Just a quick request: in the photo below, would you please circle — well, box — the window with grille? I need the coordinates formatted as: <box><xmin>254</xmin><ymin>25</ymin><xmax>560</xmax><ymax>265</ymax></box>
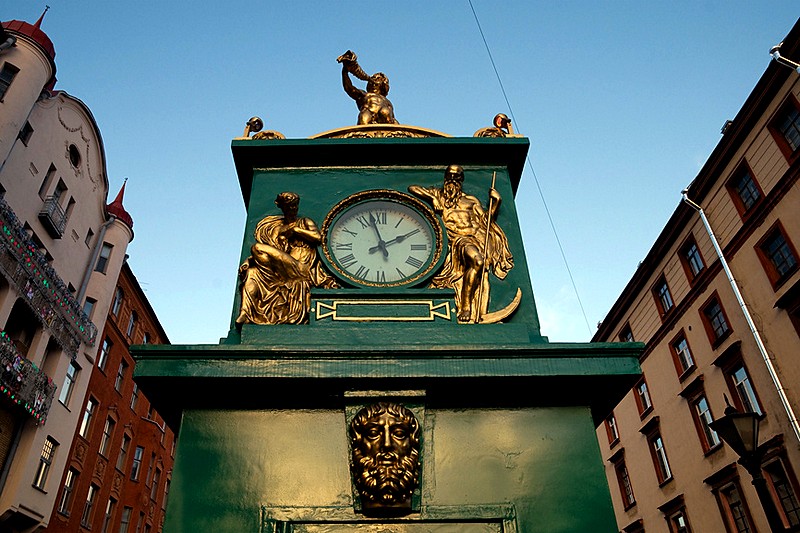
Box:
<box><xmin>680</xmin><ymin>237</ymin><xmax>705</xmax><ymax>281</ymax></box>
<box><xmin>757</xmin><ymin>222</ymin><xmax>798</xmax><ymax>288</ymax></box>
<box><xmin>701</xmin><ymin>295</ymin><xmax>731</xmax><ymax>346</ymax></box>
<box><xmin>726</xmin><ymin>165</ymin><xmax>762</xmax><ymax>216</ymax></box>
<box><xmin>33</xmin><ymin>437</ymin><xmax>57</xmax><ymax>490</ymax></box>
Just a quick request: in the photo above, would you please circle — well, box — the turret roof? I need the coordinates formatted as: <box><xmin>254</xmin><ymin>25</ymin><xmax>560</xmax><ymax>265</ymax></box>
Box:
<box><xmin>106</xmin><ymin>180</ymin><xmax>134</xmax><ymax>231</ymax></box>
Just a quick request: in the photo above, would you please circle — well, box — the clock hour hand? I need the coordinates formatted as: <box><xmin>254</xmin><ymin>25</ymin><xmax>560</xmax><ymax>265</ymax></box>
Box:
<box><xmin>368</xmin><ymin>213</ymin><xmax>389</xmax><ymax>258</ymax></box>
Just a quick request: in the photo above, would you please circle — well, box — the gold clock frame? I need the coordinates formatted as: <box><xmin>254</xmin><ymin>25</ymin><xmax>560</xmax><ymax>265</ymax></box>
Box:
<box><xmin>321</xmin><ymin>189</ymin><xmax>445</xmax><ymax>288</ymax></box>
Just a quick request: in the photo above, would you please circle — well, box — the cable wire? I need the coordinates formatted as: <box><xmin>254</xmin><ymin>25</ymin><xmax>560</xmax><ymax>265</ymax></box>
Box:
<box><xmin>468</xmin><ymin>0</ymin><xmax>593</xmax><ymax>337</ymax></box>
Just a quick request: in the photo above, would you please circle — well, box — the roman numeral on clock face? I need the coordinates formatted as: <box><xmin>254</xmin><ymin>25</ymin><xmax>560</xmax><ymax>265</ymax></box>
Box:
<box><xmin>354</xmin><ymin>265</ymin><xmax>370</xmax><ymax>279</ymax></box>
<box><xmin>335</xmin><ymin>242</ymin><xmax>352</xmax><ymax>250</ymax></box>
<box><xmin>405</xmin><ymin>256</ymin><xmax>423</xmax><ymax>268</ymax></box>
<box><xmin>410</xmin><ymin>244</ymin><xmax>427</xmax><ymax>251</ymax></box>
<box><xmin>339</xmin><ymin>253</ymin><xmax>357</xmax><ymax>269</ymax></box>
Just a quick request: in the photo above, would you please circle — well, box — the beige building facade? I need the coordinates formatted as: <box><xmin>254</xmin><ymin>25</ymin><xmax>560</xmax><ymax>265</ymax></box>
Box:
<box><xmin>594</xmin><ymin>18</ymin><xmax>800</xmax><ymax>533</ymax></box>
<box><xmin>0</xmin><ymin>13</ymin><xmax>133</xmax><ymax>532</ymax></box>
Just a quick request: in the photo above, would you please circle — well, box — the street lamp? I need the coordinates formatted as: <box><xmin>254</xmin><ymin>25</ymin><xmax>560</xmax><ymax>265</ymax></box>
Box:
<box><xmin>710</xmin><ymin>402</ymin><xmax>785</xmax><ymax>532</ymax></box>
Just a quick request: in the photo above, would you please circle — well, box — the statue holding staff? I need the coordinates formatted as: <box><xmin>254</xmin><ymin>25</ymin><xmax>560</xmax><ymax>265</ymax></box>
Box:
<box><xmin>409</xmin><ymin>165</ymin><xmax>516</xmax><ymax>323</ymax></box>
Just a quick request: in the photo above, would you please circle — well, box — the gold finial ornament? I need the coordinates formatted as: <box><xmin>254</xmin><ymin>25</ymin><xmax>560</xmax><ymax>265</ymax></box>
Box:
<box><xmin>409</xmin><ymin>166</ymin><xmax>519</xmax><ymax>323</ymax></box>
<box><xmin>337</xmin><ymin>50</ymin><xmax>399</xmax><ymax>126</ymax></box>
<box><xmin>242</xmin><ymin>117</ymin><xmax>263</xmax><ymax>137</ymax></box>
<box><xmin>236</xmin><ymin>192</ymin><xmax>335</xmax><ymax>326</ymax></box>
<box><xmin>239</xmin><ymin>116</ymin><xmax>285</xmax><ymax>140</ymax></box>
<box><xmin>474</xmin><ymin>113</ymin><xmax>516</xmax><ymax>138</ymax></box>
<box><xmin>350</xmin><ymin>402</ymin><xmax>420</xmax><ymax>514</ymax></box>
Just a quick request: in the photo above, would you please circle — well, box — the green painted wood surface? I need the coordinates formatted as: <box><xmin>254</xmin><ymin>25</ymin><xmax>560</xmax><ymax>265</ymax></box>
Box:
<box><xmin>165</xmin><ymin>407</ymin><xmax>618</xmax><ymax>533</ymax></box>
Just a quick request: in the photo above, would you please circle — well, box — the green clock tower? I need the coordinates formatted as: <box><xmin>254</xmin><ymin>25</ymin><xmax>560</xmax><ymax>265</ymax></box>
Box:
<box><xmin>134</xmin><ymin>54</ymin><xmax>641</xmax><ymax>533</ymax></box>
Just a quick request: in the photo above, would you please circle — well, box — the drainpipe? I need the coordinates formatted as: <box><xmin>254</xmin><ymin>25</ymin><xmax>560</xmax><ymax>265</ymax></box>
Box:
<box><xmin>681</xmin><ymin>190</ymin><xmax>800</xmax><ymax>445</ymax></box>
<box><xmin>770</xmin><ymin>43</ymin><xmax>800</xmax><ymax>73</ymax></box>
<box><xmin>77</xmin><ymin>215</ymin><xmax>116</xmax><ymax>303</ymax></box>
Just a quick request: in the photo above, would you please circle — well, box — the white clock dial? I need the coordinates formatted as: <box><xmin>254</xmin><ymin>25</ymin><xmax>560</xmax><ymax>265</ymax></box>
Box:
<box><xmin>323</xmin><ymin>192</ymin><xmax>442</xmax><ymax>287</ymax></box>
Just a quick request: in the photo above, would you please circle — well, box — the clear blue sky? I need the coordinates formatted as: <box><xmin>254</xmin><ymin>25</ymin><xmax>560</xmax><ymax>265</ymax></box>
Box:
<box><xmin>6</xmin><ymin>2</ymin><xmax>798</xmax><ymax>344</ymax></box>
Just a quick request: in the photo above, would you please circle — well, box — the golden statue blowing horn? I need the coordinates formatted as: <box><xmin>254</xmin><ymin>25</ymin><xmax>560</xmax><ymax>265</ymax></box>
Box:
<box><xmin>337</xmin><ymin>50</ymin><xmax>371</xmax><ymax>81</ymax></box>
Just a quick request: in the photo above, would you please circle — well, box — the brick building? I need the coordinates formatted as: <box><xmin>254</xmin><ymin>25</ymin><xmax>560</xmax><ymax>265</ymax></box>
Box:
<box><xmin>44</xmin><ymin>261</ymin><xmax>173</xmax><ymax>533</ymax></box>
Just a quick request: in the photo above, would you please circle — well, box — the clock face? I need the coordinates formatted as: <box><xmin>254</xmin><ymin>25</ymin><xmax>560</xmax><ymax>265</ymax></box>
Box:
<box><xmin>322</xmin><ymin>190</ymin><xmax>443</xmax><ymax>287</ymax></box>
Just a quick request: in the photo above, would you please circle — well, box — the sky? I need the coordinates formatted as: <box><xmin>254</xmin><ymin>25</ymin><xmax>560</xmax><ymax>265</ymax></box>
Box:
<box><xmin>6</xmin><ymin>2</ymin><xmax>799</xmax><ymax>344</ymax></box>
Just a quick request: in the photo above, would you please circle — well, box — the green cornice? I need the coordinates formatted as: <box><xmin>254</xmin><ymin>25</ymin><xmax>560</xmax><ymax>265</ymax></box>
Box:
<box><xmin>231</xmin><ymin>136</ymin><xmax>530</xmax><ymax>208</ymax></box>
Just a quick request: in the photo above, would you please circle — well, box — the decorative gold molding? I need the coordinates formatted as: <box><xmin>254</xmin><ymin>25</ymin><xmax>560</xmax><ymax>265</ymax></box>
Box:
<box><xmin>310</xmin><ymin>124</ymin><xmax>451</xmax><ymax>139</ymax></box>
<box><xmin>313</xmin><ymin>299</ymin><xmax>452</xmax><ymax>322</ymax></box>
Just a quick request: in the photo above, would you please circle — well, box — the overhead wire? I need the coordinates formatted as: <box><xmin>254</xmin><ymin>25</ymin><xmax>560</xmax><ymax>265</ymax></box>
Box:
<box><xmin>467</xmin><ymin>0</ymin><xmax>593</xmax><ymax>337</ymax></box>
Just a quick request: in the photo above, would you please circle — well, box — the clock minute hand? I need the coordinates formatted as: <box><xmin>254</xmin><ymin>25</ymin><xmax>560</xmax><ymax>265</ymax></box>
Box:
<box><xmin>370</xmin><ymin>228</ymin><xmax>421</xmax><ymax>253</ymax></box>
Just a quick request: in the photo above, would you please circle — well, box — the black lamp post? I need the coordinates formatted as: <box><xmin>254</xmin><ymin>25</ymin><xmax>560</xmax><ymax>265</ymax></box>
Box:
<box><xmin>710</xmin><ymin>403</ymin><xmax>785</xmax><ymax>532</ymax></box>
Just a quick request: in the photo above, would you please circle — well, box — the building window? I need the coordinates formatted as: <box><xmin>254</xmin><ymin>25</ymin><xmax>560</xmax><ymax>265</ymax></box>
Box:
<box><xmin>83</xmin><ymin>297</ymin><xmax>96</xmax><ymax>319</ymax></box>
<box><xmin>757</xmin><ymin>222</ymin><xmax>798</xmax><ymax>288</ymax></box>
<box><xmin>647</xmin><ymin>430</ymin><xmax>673</xmax><ymax>484</ymax></box>
<box><xmin>659</xmin><ymin>495</ymin><xmax>691</xmax><ymax>533</ymax></box>
<box><xmin>634</xmin><ymin>377</ymin><xmax>653</xmax><ymax>417</ymax></box>
<box><xmin>102</xmin><ymin>497</ymin><xmax>117</xmax><ymax>533</ymax></box>
<box><xmin>98</xmin><ymin>337</ymin><xmax>112</xmax><ymax>371</ymax></box>
<box><xmin>131</xmin><ymin>446</ymin><xmax>144</xmax><ymax>481</ymax></box>
<box><xmin>79</xmin><ymin>397</ymin><xmax>97</xmax><ymax>438</ymax></box>
<box><xmin>163</xmin><ymin>478</ymin><xmax>171</xmax><ymax>510</ymax></box>
<box><xmin>142</xmin><ymin>332</ymin><xmax>151</xmax><ymax>345</ymax></box>
<box><xmin>611</xmin><ymin>451</ymin><xmax>636</xmax><ymax>509</ymax></box>
<box><xmin>130</xmin><ymin>383</ymin><xmax>139</xmax><ymax>411</ymax></box>
<box><xmin>653</xmin><ymin>275</ymin><xmax>675</xmax><ymax>317</ymax></box>
<box><xmin>726</xmin><ymin>163</ymin><xmax>762</xmax><ymax>216</ymax></box>
<box><xmin>68</xmin><ymin>144</ymin><xmax>82</xmax><ymax>168</ymax></box>
<box><xmin>100</xmin><ymin>417</ymin><xmax>116</xmax><ymax>456</ymax></box>
<box><xmin>670</xmin><ymin>332</ymin><xmax>695</xmax><ymax>378</ymax></box>
<box><xmin>81</xmin><ymin>484</ymin><xmax>99</xmax><ymax>528</ymax></box>
<box><xmin>115</xmin><ymin>360</ymin><xmax>128</xmax><ymax>392</ymax></box>
<box><xmin>18</xmin><ymin>121</ymin><xmax>34</xmax><ymax>146</ymax></box>
<box><xmin>95</xmin><ymin>242</ymin><xmax>113</xmax><ymax>273</ymax></box>
<box><xmin>117</xmin><ymin>434</ymin><xmax>131</xmax><ymax>472</ymax></box>
<box><xmin>151</xmin><ymin>468</ymin><xmax>161</xmax><ymax>500</ymax></box>
<box><xmin>701</xmin><ymin>294</ymin><xmax>731</xmax><ymax>347</ymax></box>
<box><xmin>38</xmin><ymin>164</ymin><xmax>56</xmax><ymax>199</ymax></box>
<box><xmin>120</xmin><ymin>506</ymin><xmax>133</xmax><ymax>533</ymax></box>
<box><xmin>33</xmin><ymin>437</ymin><xmax>58</xmax><ymax>490</ymax></box>
<box><xmin>619</xmin><ymin>323</ymin><xmax>634</xmax><ymax>342</ymax></box>
<box><xmin>770</xmin><ymin>96</ymin><xmax>800</xmax><ymax>159</ymax></box>
<box><xmin>605</xmin><ymin>413</ymin><xmax>619</xmax><ymax>445</ymax></box>
<box><xmin>146</xmin><ymin>452</ymin><xmax>155</xmax><ymax>486</ymax></box>
<box><xmin>85</xmin><ymin>227</ymin><xmax>95</xmax><ymax>247</ymax></box>
<box><xmin>727</xmin><ymin>363</ymin><xmax>763</xmax><ymax>415</ymax></box>
<box><xmin>764</xmin><ymin>458</ymin><xmax>800</xmax><ymax>528</ymax></box>
<box><xmin>680</xmin><ymin>236</ymin><xmax>705</xmax><ymax>281</ymax></box>
<box><xmin>127</xmin><ymin>311</ymin><xmax>137</xmax><ymax>337</ymax></box>
<box><xmin>59</xmin><ymin>361</ymin><xmax>80</xmax><ymax>406</ymax></box>
<box><xmin>0</xmin><ymin>62</ymin><xmax>20</xmax><ymax>100</ymax></box>
<box><xmin>112</xmin><ymin>287</ymin><xmax>124</xmax><ymax>316</ymax></box>
<box><xmin>57</xmin><ymin>467</ymin><xmax>79</xmax><ymax>516</ymax></box>
<box><xmin>690</xmin><ymin>393</ymin><xmax>720</xmax><ymax>452</ymax></box>
<box><xmin>720</xmin><ymin>483</ymin><xmax>755</xmax><ymax>533</ymax></box>
<box><xmin>668</xmin><ymin>510</ymin><xmax>691</xmax><ymax>533</ymax></box>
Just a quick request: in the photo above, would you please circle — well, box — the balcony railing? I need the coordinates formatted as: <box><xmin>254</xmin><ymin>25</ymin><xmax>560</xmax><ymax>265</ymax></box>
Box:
<box><xmin>0</xmin><ymin>330</ymin><xmax>56</xmax><ymax>425</ymax></box>
<box><xmin>38</xmin><ymin>196</ymin><xmax>67</xmax><ymax>238</ymax></box>
<box><xmin>0</xmin><ymin>197</ymin><xmax>97</xmax><ymax>358</ymax></box>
